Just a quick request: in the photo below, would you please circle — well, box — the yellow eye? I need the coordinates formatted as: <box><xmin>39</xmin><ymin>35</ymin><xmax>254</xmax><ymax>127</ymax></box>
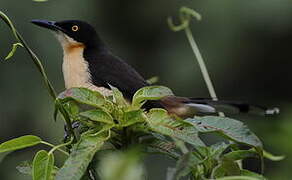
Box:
<box><xmin>72</xmin><ymin>25</ymin><xmax>79</xmax><ymax>32</ymax></box>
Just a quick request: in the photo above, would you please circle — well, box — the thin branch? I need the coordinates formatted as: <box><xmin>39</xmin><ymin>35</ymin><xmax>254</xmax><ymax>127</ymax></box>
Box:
<box><xmin>168</xmin><ymin>7</ymin><xmax>225</xmax><ymax>117</ymax></box>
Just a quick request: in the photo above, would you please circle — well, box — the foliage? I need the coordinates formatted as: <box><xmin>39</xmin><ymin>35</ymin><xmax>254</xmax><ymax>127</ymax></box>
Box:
<box><xmin>0</xmin><ymin>86</ymin><xmax>282</xmax><ymax>180</ymax></box>
<box><xmin>0</xmin><ymin>9</ymin><xmax>283</xmax><ymax>180</ymax></box>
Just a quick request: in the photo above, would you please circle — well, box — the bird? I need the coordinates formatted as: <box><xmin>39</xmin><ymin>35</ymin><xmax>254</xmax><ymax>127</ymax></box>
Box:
<box><xmin>31</xmin><ymin>19</ymin><xmax>279</xmax><ymax>117</ymax></box>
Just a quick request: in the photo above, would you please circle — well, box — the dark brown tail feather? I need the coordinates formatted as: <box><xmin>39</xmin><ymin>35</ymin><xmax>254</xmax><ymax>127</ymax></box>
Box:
<box><xmin>158</xmin><ymin>96</ymin><xmax>280</xmax><ymax>117</ymax></box>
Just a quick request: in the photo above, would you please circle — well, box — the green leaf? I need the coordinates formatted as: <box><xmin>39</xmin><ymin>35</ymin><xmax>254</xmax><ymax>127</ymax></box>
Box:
<box><xmin>53</xmin><ymin>100</ymin><xmax>61</xmax><ymax>121</ymax></box>
<box><xmin>185</xmin><ymin>116</ymin><xmax>263</xmax><ymax>148</ymax></box>
<box><xmin>132</xmin><ymin>86</ymin><xmax>174</xmax><ymax>108</ymax></box>
<box><xmin>195</xmin><ymin>142</ymin><xmax>230</xmax><ymax>161</ymax></box>
<box><xmin>223</xmin><ymin>149</ymin><xmax>258</xmax><ymax>161</ymax></box>
<box><xmin>146</xmin><ymin>139</ymin><xmax>180</xmax><ymax>159</ymax></box>
<box><xmin>0</xmin><ymin>152</ymin><xmax>9</xmax><ymax>164</ymax></box>
<box><xmin>192</xmin><ymin>143</ymin><xmax>230</xmax><ymax>176</ymax></box>
<box><xmin>263</xmin><ymin>149</ymin><xmax>285</xmax><ymax>161</ymax></box>
<box><xmin>141</xmin><ymin>132</ymin><xmax>180</xmax><ymax>159</ymax></box>
<box><xmin>57</xmin><ymin>88</ymin><xmax>112</xmax><ymax>111</ymax></box>
<box><xmin>99</xmin><ymin>149</ymin><xmax>145</xmax><ymax>180</ymax></box>
<box><xmin>146</xmin><ymin>76</ymin><xmax>159</xmax><ymax>84</ymax></box>
<box><xmin>17</xmin><ymin>161</ymin><xmax>59</xmax><ymax>178</ymax></box>
<box><xmin>147</xmin><ymin>108</ymin><xmax>205</xmax><ymax>147</ymax></box>
<box><xmin>32</xmin><ymin>150</ymin><xmax>54</xmax><ymax>180</ymax></box>
<box><xmin>65</xmin><ymin>101</ymin><xmax>80</xmax><ymax>119</ymax></box>
<box><xmin>216</xmin><ymin>176</ymin><xmax>262</xmax><ymax>180</ymax></box>
<box><xmin>55</xmin><ymin>134</ymin><xmax>108</xmax><ymax>180</ymax></box>
<box><xmin>109</xmin><ymin>85</ymin><xmax>129</xmax><ymax>107</ymax></box>
<box><xmin>80</xmin><ymin>109</ymin><xmax>114</xmax><ymax>124</ymax></box>
<box><xmin>0</xmin><ymin>135</ymin><xmax>41</xmax><ymax>153</ymax></box>
<box><xmin>121</xmin><ymin>109</ymin><xmax>146</xmax><ymax>127</ymax></box>
<box><xmin>4</xmin><ymin>42</ymin><xmax>23</xmax><ymax>60</ymax></box>
<box><xmin>209</xmin><ymin>142</ymin><xmax>230</xmax><ymax>160</ymax></box>
<box><xmin>212</xmin><ymin>159</ymin><xmax>241</xmax><ymax>178</ymax></box>
<box><xmin>240</xmin><ymin>170</ymin><xmax>266</xmax><ymax>180</ymax></box>
<box><xmin>171</xmin><ymin>152</ymin><xmax>201</xmax><ymax>180</ymax></box>
<box><xmin>33</xmin><ymin>0</ymin><xmax>48</xmax><ymax>2</ymax></box>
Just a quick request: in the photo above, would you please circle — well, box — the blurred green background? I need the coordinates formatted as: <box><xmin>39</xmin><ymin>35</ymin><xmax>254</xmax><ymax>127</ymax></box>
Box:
<box><xmin>0</xmin><ymin>0</ymin><xmax>291</xmax><ymax>179</ymax></box>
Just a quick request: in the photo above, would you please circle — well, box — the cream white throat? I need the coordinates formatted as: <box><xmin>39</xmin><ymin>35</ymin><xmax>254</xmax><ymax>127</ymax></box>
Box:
<box><xmin>55</xmin><ymin>32</ymin><xmax>112</xmax><ymax>96</ymax></box>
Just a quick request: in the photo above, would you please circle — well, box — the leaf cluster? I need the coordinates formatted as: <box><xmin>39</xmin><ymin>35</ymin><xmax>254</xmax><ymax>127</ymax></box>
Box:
<box><xmin>0</xmin><ymin>86</ymin><xmax>284</xmax><ymax>180</ymax></box>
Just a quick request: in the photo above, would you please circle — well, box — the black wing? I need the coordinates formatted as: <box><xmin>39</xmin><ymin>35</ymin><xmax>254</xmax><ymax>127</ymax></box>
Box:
<box><xmin>86</xmin><ymin>51</ymin><xmax>148</xmax><ymax>100</ymax></box>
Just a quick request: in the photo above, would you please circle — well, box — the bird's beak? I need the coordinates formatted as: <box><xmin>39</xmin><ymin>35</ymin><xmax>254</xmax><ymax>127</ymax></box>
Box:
<box><xmin>31</xmin><ymin>19</ymin><xmax>65</xmax><ymax>33</ymax></box>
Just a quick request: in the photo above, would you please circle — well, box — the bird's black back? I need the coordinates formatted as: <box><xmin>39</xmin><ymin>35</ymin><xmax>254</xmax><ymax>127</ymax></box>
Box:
<box><xmin>84</xmin><ymin>46</ymin><xmax>149</xmax><ymax>100</ymax></box>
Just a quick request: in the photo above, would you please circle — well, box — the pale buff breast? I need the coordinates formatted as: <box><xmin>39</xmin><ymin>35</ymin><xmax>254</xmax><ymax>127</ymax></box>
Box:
<box><xmin>56</xmin><ymin>33</ymin><xmax>112</xmax><ymax>96</ymax></box>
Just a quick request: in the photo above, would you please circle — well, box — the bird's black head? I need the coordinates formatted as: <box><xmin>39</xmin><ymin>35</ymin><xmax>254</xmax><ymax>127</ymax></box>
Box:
<box><xmin>31</xmin><ymin>19</ymin><xmax>100</xmax><ymax>47</ymax></box>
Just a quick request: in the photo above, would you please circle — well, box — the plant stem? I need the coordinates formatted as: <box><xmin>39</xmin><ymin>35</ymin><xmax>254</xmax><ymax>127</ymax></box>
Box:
<box><xmin>0</xmin><ymin>11</ymin><xmax>77</xmax><ymax>140</ymax></box>
<box><xmin>41</xmin><ymin>141</ymin><xmax>69</xmax><ymax>156</ymax></box>
<box><xmin>48</xmin><ymin>138</ymin><xmax>73</xmax><ymax>155</ymax></box>
<box><xmin>184</xmin><ymin>26</ymin><xmax>225</xmax><ymax>117</ymax></box>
